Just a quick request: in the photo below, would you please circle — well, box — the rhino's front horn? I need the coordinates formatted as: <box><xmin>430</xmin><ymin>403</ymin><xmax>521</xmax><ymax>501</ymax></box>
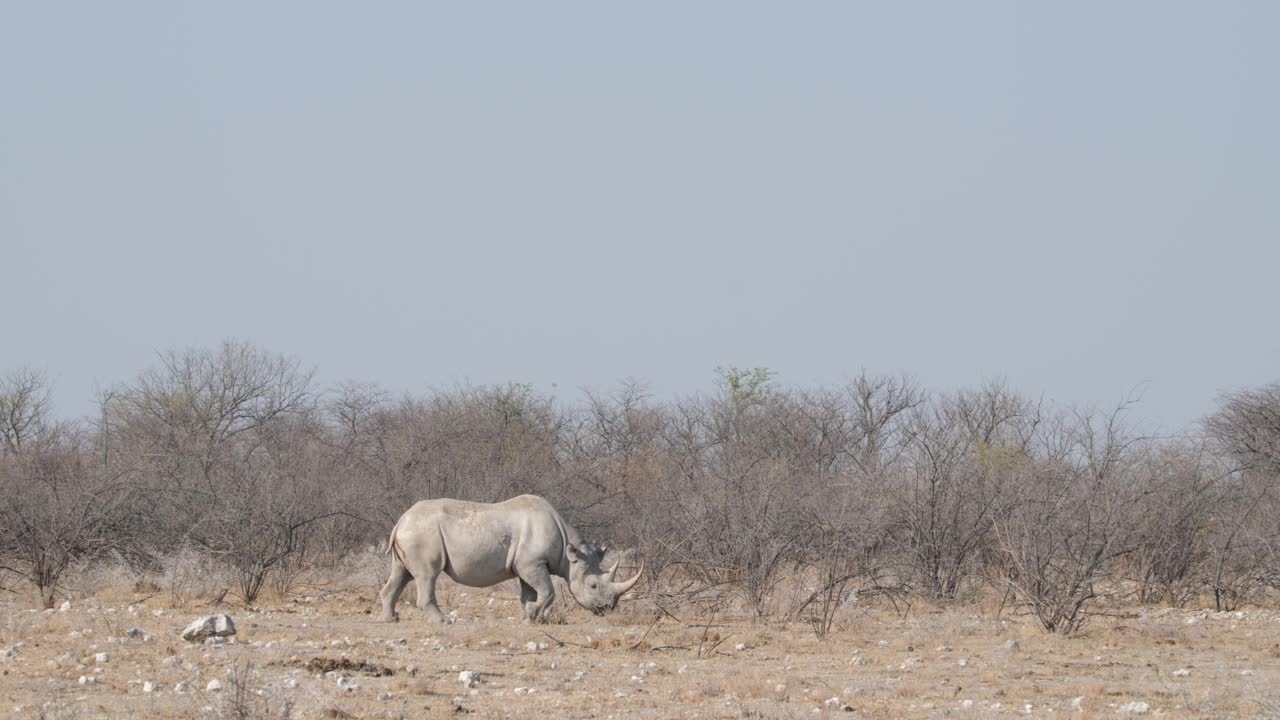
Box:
<box><xmin>611</xmin><ymin>559</ymin><xmax>644</xmax><ymax>597</ymax></box>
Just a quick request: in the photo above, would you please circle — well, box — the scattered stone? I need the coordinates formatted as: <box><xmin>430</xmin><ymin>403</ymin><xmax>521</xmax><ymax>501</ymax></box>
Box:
<box><xmin>1006</xmin><ymin>639</ymin><xmax>1021</xmax><ymax>651</ymax></box>
<box><xmin>379</xmin><ymin>691</ymin><xmax>394</xmax><ymax>700</ymax></box>
<box><xmin>206</xmin><ymin>637</ymin><xmax>227</xmax><ymax>647</ymax></box>
<box><xmin>181</xmin><ymin>614</ymin><xmax>236</xmax><ymax>642</ymax></box>
<box><xmin>336</xmin><ymin>675</ymin><xmax>358</xmax><ymax>691</ymax></box>
<box><xmin>514</xmin><ymin>687</ymin><xmax>529</xmax><ymax>695</ymax></box>
<box><xmin>206</xmin><ymin>679</ymin><xmax>222</xmax><ymax>692</ymax></box>
<box><xmin>143</xmin><ymin>682</ymin><xmax>156</xmax><ymax>693</ymax></box>
<box><xmin>174</xmin><ymin>682</ymin><xmax>189</xmax><ymax>694</ymax></box>
<box><xmin>877</xmin><ymin>640</ymin><xmax>889</xmax><ymax>647</ymax></box>
<box><xmin>78</xmin><ymin>675</ymin><xmax>94</xmax><ymax>685</ymax></box>
<box><xmin>1241</xmin><ymin>669</ymin><xmax>1256</xmax><ymax>676</ymax></box>
<box><xmin>1072</xmin><ymin>696</ymin><xmax>1085</xmax><ymax>711</ymax></box>
<box><xmin>849</xmin><ymin>656</ymin><xmax>866</xmax><ymax>666</ymax></box>
<box><xmin>735</xmin><ymin>642</ymin><xmax>749</xmax><ymax>651</ymax></box>
<box><xmin>961</xmin><ymin>699</ymin><xmax>974</xmax><ymax>709</ymax></box>
<box><xmin>126</xmin><ymin>628</ymin><xmax>148</xmax><ymax>641</ymax></box>
<box><xmin>1172</xmin><ymin>668</ymin><xmax>1191</xmax><ymax>677</ymax></box>
<box><xmin>526</xmin><ymin>641</ymin><xmax>539</xmax><ymax>653</ymax></box>
<box><xmin>958</xmin><ymin>658</ymin><xmax>969</xmax><ymax>667</ymax></box>
<box><xmin>94</xmin><ymin>652</ymin><xmax>110</xmax><ymax>664</ymax></box>
<box><xmin>60</xmin><ymin>600</ymin><xmax>72</xmax><ymax>612</ymax></box>
<box><xmin>1117</xmin><ymin>701</ymin><xmax>1150</xmax><ymax>714</ymax></box>
<box><xmin>161</xmin><ymin>656</ymin><xmax>182</xmax><ymax>668</ymax></box>
<box><xmin>458</xmin><ymin>671</ymin><xmax>480</xmax><ymax>688</ymax></box>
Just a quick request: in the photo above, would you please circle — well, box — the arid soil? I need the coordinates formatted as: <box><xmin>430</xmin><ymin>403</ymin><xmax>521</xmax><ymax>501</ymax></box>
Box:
<box><xmin>3</xmin><ymin>579</ymin><xmax>1280</xmax><ymax>719</ymax></box>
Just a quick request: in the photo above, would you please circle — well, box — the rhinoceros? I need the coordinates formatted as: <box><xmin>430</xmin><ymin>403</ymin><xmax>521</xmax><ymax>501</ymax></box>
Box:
<box><xmin>379</xmin><ymin>494</ymin><xmax>643</xmax><ymax>623</ymax></box>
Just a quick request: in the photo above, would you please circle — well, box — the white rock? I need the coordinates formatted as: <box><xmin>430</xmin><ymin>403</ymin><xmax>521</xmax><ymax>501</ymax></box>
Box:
<box><xmin>458</xmin><ymin>671</ymin><xmax>480</xmax><ymax>688</ymax></box>
<box><xmin>1071</xmin><ymin>696</ymin><xmax>1085</xmax><ymax>711</ymax></box>
<box><xmin>961</xmin><ymin>699</ymin><xmax>974</xmax><ymax>709</ymax></box>
<box><xmin>1006</xmin><ymin>639</ymin><xmax>1021</xmax><ymax>651</ymax></box>
<box><xmin>174</xmin><ymin>682</ymin><xmax>189</xmax><ymax>694</ymax></box>
<box><xmin>850</xmin><ymin>656</ymin><xmax>866</xmax><ymax>666</ymax></box>
<box><xmin>958</xmin><ymin>657</ymin><xmax>969</xmax><ymax>667</ymax></box>
<box><xmin>514</xmin><ymin>687</ymin><xmax>528</xmax><ymax>695</ymax></box>
<box><xmin>1117</xmin><ymin>701</ymin><xmax>1150</xmax><ymax>714</ymax></box>
<box><xmin>677</xmin><ymin>664</ymin><xmax>689</xmax><ymax>674</ymax></box>
<box><xmin>60</xmin><ymin>600</ymin><xmax>72</xmax><ymax>612</ymax></box>
<box><xmin>526</xmin><ymin>641</ymin><xmax>539</xmax><ymax>652</ymax></box>
<box><xmin>94</xmin><ymin>652</ymin><xmax>110</xmax><ymax>664</ymax></box>
<box><xmin>380</xmin><ymin>692</ymin><xmax>394</xmax><ymax>700</ymax></box>
<box><xmin>1172</xmin><ymin>668</ymin><xmax>1190</xmax><ymax>677</ymax></box>
<box><xmin>877</xmin><ymin>640</ymin><xmax>889</xmax><ymax>647</ymax></box>
<box><xmin>181</xmin><ymin>614</ymin><xmax>236</xmax><ymax>642</ymax></box>
<box><xmin>206</xmin><ymin>637</ymin><xmax>227</xmax><ymax>647</ymax></box>
<box><xmin>143</xmin><ymin>682</ymin><xmax>155</xmax><ymax>693</ymax></box>
<box><xmin>206</xmin><ymin>679</ymin><xmax>222</xmax><ymax>692</ymax></box>
<box><xmin>735</xmin><ymin>642</ymin><xmax>749</xmax><ymax>651</ymax></box>
<box><xmin>78</xmin><ymin>675</ymin><xmax>93</xmax><ymax>685</ymax></box>
<box><xmin>630</xmin><ymin>675</ymin><xmax>644</xmax><ymax>683</ymax></box>
<box><xmin>283</xmin><ymin>677</ymin><xmax>299</xmax><ymax>689</ymax></box>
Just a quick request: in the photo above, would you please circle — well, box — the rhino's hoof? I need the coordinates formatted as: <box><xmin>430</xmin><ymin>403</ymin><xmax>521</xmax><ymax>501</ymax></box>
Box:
<box><xmin>379</xmin><ymin>612</ymin><xmax>399</xmax><ymax>623</ymax></box>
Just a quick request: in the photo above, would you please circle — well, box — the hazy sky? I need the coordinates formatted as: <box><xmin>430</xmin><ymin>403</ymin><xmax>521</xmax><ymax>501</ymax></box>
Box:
<box><xmin>2</xmin><ymin>2</ymin><xmax>1277</xmax><ymax>431</ymax></box>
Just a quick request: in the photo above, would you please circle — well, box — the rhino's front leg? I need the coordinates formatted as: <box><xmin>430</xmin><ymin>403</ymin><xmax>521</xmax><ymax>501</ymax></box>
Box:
<box><xmin>518</xmin><ymin>578</ymin><xmax>537</xmax><ymax>619</ymax></box>
<box><xmin>517</xmin><ymin>566</ymin><xmax>556</xmax><ymax>623</ymax></box>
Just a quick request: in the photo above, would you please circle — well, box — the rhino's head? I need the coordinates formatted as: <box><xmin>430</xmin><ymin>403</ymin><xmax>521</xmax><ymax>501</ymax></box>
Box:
<box><xmin>566</xmin><ymin>543</ymin><xmax>644</xmax><ymax>615</ymax></box>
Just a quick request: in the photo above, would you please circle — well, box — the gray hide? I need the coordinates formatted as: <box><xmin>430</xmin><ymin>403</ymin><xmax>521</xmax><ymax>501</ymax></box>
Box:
<box><xmin>378</xmin><ymin>494</ymin><xmax>643</xmax><ymax>623</ymax></box>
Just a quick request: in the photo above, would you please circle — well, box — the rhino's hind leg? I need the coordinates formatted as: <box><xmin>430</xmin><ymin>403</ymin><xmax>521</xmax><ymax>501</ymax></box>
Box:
<box><xmin>413</xmin><ymin>572</ymin><xmax>447</xmax><ymax>623</ymax></box>
<box><xmin>517</xmin><ymin>565</ymin><xmax>556</xmax><ymax>623</ymax></box>
<box><xmin>379</xmin><ymin>558</ymin><xmax>412</xmax><ymax>622</ymax></box>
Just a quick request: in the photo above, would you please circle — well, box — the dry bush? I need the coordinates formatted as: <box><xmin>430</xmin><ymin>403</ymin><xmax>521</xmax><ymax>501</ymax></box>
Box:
<box><xmin>993</xmin><ymin>404</ymin><xmax>1147</xmax><ymax>633</ymax></box>
<box><xmin>5</xmin><ymin>342</ymin><xmax>1280</xmax><ymax>631</ymax></box>
<box><xmin>0</xmin><ymin>424</ymin><xmax>140</xmax><ymax>608</ymax></box>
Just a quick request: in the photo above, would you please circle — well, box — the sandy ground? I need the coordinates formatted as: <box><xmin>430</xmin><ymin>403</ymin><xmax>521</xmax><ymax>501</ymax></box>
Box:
<box><xmin>3</xmin><ymin>580</ymin><xmax>1280</xmax><ymax>719</ymax></box>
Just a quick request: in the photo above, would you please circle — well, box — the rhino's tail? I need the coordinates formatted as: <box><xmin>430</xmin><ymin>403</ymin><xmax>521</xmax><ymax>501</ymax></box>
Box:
<box><xmin>386</xmin><ymin>517</ymin><xmax>404</xmax><ymax>563</ymax></box>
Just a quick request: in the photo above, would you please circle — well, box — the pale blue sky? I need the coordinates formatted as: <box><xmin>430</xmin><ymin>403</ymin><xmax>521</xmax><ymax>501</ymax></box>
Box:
<box><xmin>2</xmin><ymin>2</ymin><xmax>1277</xmax><ymax>431</ymax></box>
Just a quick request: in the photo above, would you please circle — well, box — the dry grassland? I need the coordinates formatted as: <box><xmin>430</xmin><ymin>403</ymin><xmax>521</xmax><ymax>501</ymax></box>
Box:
<box><xmin>3</xmin><ymin>576</ymin><xmax>1280</xmax><ymax>719</ymax></box>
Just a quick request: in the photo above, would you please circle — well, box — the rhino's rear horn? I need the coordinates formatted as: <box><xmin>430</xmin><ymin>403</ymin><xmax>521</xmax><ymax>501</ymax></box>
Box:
<box><xmin>606</xmin><ymin>562</ymin><xmax>619</xmax><ymax>582</ymax></box>
<box><xmin>611</xmin><ymin>559</ymin><xmax>644</xmax><ymax>597</ymax></box>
